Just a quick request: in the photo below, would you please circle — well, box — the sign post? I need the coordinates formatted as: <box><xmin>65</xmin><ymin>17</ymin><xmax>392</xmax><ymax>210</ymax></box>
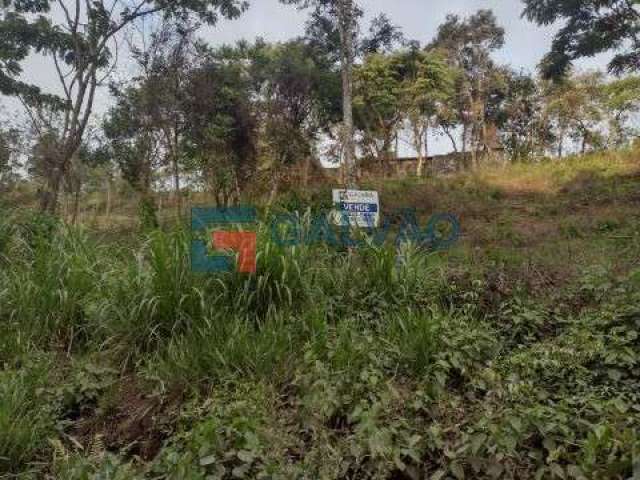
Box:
<box><xmin>332</xmin><ymin>189</ymin><xmax>380</xmax><ymax>228</ymax></box>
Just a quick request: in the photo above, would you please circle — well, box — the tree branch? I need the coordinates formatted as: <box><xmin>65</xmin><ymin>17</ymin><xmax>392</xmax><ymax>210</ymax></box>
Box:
<box><xmin>52</xmin><ymin>53</ymin><xmax>72</xmax><ymax>102</ymax></box>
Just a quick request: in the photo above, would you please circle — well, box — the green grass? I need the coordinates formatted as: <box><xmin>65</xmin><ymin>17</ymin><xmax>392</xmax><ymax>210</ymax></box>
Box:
<box><xmin>0</xmin><ymin>152</ymin><xmax>639</xmax><ymax>479</ymax></box>
<box><xmin>0</xmin><ymin>360</ymin><xmax>57</xmax><ymax>475</ymax></box>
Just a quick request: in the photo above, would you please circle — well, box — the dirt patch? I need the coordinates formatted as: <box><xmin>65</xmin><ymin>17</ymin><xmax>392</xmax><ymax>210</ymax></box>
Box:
<box><xmin>71</xmin><ymin>378</ymin><xmax>182</xmax><ymax>461</ymax></box>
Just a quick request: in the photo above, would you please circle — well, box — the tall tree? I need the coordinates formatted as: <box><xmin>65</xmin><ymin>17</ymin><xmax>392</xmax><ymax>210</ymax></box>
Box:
<box><xmin>0</xmin><ymin>0</ymin><xmax>246</xmax><ymax>214</ymax></box>
<box><xmin>431</xmin><ymin>10</ymin><xmax>505</xmax><ymax>165</ymax></box>
<box><xmin>250</xmin><ymin>40</ymin><xmax>339</xmax><ymax>197</ymax></box>
<box><xmin>131</xmin><ymin>21</ymin><xmax>199</xmax><ymax>218</ymax></box>
<box><xmin>602</xmin><ymin>75</ymin><xmax>640</xmax><ymax>148</ymax></box>
<box><xmin>544</xmin><ymin>72</ymin><xmax>606</xmax><ymax>156</ymax></box>
<box><xmin>569</xmin><ymin>73</ymin><xmax>607</xmax><ymax>154</ymax></box>
<box><xmin>281</xmin><ymin>0</ymin><xmax>370</xmax><ymax>186</ymax></box>
<box><xmin>353</xmin><ymin>52</ymin><xmax>405</xmax><ymax>168</ymax></box>
<box><xmin>336</xmin><ymin>0</ymin><xmax>357</xmax><ymax>186</ymax></box>
<box><xmin>182</xmin><ymin>42</ymin><xmax>257</xmax><ymax>205</ymax></box>
<box><xmin>498</xmin><ymin>72</ymin><xmax>552</xmax><ymax>160</ymax></box>
<box><xmin>103</xmin><ymin>84</ymin><xmax>163</xmax><ymax>229</ymax></box>
<box><xmin>398</xmin><ymin>48</ymin><xmax>455</xmax><ymax>176</ymax></box>
<box><xmin>522</xmin><ymin>0</ymin><xmax>640</xmax><ymax>78</ymax></box>
<box><xmin>0</xmin><ymin>126</ymin><xmax>20</xmax><ymax>190</ymax></box>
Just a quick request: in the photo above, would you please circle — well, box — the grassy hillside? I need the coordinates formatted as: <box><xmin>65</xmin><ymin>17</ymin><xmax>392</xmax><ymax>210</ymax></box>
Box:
<box><xmin>0</xmin><ymin>152</ymin><xmax>639</xmax><ymax>479</ymax></box>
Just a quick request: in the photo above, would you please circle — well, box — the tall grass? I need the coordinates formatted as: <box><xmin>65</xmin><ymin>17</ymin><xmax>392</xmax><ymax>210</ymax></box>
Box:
<box><xmin>91</xmin><ymin>229</ymin><xmax>208</xmax><ymax>359</ymax></box>
<box><xmin>0</xmin><ymin>217</ymin><xmax>100</xmax><ymax>358</ymax></box>
<box><xmin>0</xmin><ymin>361</ymin><xmax>56</xmax><ymax>475</ymax></box>
<box><xmin>0</xmin><ymin>208</ymin><xmax>461</xmax><ymax>388</ymax></box>
<box><xmin>0</xmin><ymin>152</ymin><xmax>638</xmax><ymax>480</ymax></box>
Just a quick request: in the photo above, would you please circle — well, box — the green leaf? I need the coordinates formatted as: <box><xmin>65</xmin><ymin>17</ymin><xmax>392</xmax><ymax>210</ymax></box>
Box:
<box><xmin>430</xmin><ymin>470</ymin><xmax>446</xmax><ymax>480</ymax></box>
<box><xmin>567</xmin><ymin>465</ymin><xmax>586</xmax><ymax>480</ymax></box>
<box><xmin>487</xmin><ymin>461</ymin><xmax>504</xmax><ymax>478</ymax></box>
<box><xmin>451</xmin><ymin>462</ymin><xmax>465</xmax><ymax>479</ymax></box>
<box><xmin>199</xmin><ymin>455</ymin><xmax>217</xmax><ymax>466</ymax></box>
<box><xmin>471</xmin><ymin>433</ymin><xmax>487</xmax><ymax>455</ymax></box>
<box><xmin>236</xmin><ymin>450</ymin><xmax>255</xmax><ymax>463</ymax></box>
<box><xmin>550</xmin><ymin>463</ymin><xmax>565</xmax><ymax>479</ymax></box>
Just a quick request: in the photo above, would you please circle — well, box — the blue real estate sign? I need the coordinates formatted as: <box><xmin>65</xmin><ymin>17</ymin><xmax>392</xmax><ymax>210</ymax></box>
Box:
<box><xmin>332</xmin><ymin>189</ymin><xmax>380</xmax><ymax>228</ymax></box>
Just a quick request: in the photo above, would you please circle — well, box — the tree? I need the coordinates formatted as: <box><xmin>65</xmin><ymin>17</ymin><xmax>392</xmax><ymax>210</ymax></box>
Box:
<box><xmin>398</xmin><ymin>48</ymin><xmax>455</xmax><ymax>176</ymax></box>
<box><xmin>522</xmin><ymin>0</ymin><xmax>640</xmax><ymax>78</ymax></box>
<box><xmin>280</xmin><ymin>0</ymin><xmax>361</xmax><ymax>186</ymax></box>
<box><xmin>544</xmin><ymin>72</ymin><xmax>606</xmax><ymax>156</ymax></box>
<box><xmin>353</xmin><ymin>53</ymin><xmax>405</xmax><ymax>168</ymax></box>
<box><xmin>182</xmin><ymin>42</ymin><xmax>257</xmax><ymax>205</ymax></box>
<box><xmin>250</xmin><ymin>40</ymin><xmax>339</xmax><ymax>198</ymax></box>
<box><xmin>359</xmin><ymin>13</ymin><xmax>405</xmax><ymax>56</ymax></box>
<box><xmin>0</xmin><ymin>0</ymin><xmax>246</xmax><ymax>214</ymax></box>
<box><xmin>0</xmin><ymin>7</ymin><xmax>63</xmax><ymax>106</ymax></box>
<box><xmin>103</xmin><ymin>85</ymin><xmax>163</xmax><ymax>229</ymax></box>
<box><xmin>284</xmin><ymin>2</ymin><xmax>405</xmax><ymax>181</ymax></box>
<box><xmin>541</xmin><ymin>79</ymin><xmax>574</xmax><ymax>157</ymax></box>
<box><xmin>568</xmin><ymin>73</ymin><xmax>606</xmax><ymax>154</ymax></box>
<box><xmin>430</xmin><ymin>10</ymin><xmax>505</xmax><ymax>166</ymax></box>
<box><xmin>131</xmin><ymin>21</ymin><xmax>199</xmax><ymax>218</ymax></box>
<box><xmin>498</xmin><ymin>72</ymin><xmax>552</xmax><ymax>160</ymax></box>
<box><xmin>337</xmin><ymin>0</ymin><xmax>357</xmax><ymax>185</ymax></box>
<box><xmin>0</xmin><ymin>126</ymin><xmax>20</xmax><ymax>190</ymax></box>
<box><xmin>602</xmin><ymin>75</ymin><xmax>640</xmax><ymax>148</ymax></box>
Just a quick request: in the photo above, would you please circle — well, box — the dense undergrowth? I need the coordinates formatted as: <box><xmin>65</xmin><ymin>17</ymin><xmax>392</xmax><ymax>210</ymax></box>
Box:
<box><xmin>0</xmin><ymin>153</ymin><xmax>639</xmax><ymax>479</ymax></box>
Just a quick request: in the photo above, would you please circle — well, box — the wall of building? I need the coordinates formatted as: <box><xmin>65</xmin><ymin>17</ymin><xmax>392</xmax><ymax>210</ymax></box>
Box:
<box><xmin>358</xmin><ymin>150</ymin><xmax>508</xmax><ymax>179</ymax></box>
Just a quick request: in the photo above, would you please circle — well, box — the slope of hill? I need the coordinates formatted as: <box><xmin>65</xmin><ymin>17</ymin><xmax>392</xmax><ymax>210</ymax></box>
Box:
<box><xmin>0</xmin><ymin>152</ymin><xmax>638</xmax><ymax>479</ymax></box>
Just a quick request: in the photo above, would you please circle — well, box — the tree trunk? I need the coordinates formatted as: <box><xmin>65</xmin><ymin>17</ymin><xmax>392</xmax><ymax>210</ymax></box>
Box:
<box><xmin>462</xmin><ymin>123</ymin><xmax>469</xmax><ymax>154</ymax></box>
<box><xmin>72</xmin><ymin>180</ymin><xmax>81</xmax><ymax>225</ymax></box>
<box><xmin>395</xmin><ymin>132</ymin><xmax>399</xmax><ymax>159</ymax></box>
<box><xmin>471</xmin><ymin>121</ymin><xmax>481</xmax><ymax>169</ymax></box>
<box><xmin>338</xmin><ymin>0</ymin><xmax>357</xmax><ymax>187</ymax></box>
<box><xmin>381</xmin><ymin>132</ymin><xmax>393</xmax><ymax>177</ymax></box>
<box><xmin>417</xmin><ymin>126</ymin><xmax>429</xmax><ymax>177</ymax></box>
<box><xmin>39</xmin><ymin>166</ymin><xmax>64</xmax><ymax>214</ymax></box>
<box><xmin>234</xmin><ymin>171</ymin><xmax>242</xmax><ymax>205</ymax></box>
<box><xmin>416</xmin><ymin>145</ymin><xmax>424</xmax><ymax>178</ymax></box>
<box><xmin>470</xmin><ymin>125</ymin><xmax>478</xmax><ymax>170</ymax></box>
<box><xmin>557</xmin><ymin>126</ymin><xmax>566</xmax><ymax>157</ymax></box>
<box><xmin>139</xmin><ymin>189</ymin><xmax>159</xmax><ymax>230</ymax></box>
<box><xmin>443</xmin><ymin>128</ymin><xmax>459</xmax><ymax>153</ymax></box>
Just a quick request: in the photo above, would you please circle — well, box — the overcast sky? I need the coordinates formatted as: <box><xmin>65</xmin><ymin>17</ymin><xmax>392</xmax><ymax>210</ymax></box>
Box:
<box><xmin>2</xmin><ymin>0</ymin><xmax>613</xmax><ymax>154</ymax></box>
<box><xmin>203</xmin><ymin>0</ymin><xmax>612</xmax><ymax>72</ymax></box>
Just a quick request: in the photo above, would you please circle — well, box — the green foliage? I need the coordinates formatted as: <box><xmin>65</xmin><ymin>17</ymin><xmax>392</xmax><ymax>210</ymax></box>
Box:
<box><xmin>0</xmin><ymin>165</ymin><xmax>639</xmax><ymax>479</ymax></box>
<box><xmin>354</xmin><ymin>52</ymin><xmax>406</xmax><ymax>157</ymax></box>
<box><xmin>89</xmin><ymin>229</ymin><xmax>205</xmax><ymax>356</ymax></box>
<box><xmin>0</xmin><ymin>0</ymin><xmax>247</xmax><ymax>104</ymax></box>
<box><xmin>0</xmin><ymin>360</ymin><xmax>57</xmax><ymax>475</ymax></box>
<box><xmin>151</xmin><ymin>384</ymin><xmax>288</xmax><ymax>479</ymax></box>
<box><xmin>0</xmin><ymin>218</ymin><xmax>99</xmax><ymax>355</ymax></box>
<box><xmin>52</xmin><ymin>454</ymin><xmax>144</xmax><ymax>480</ymax></box>
<box><xmin>522</xmin><ymin>0</ymin><xmax>640</xmax><ymax>77</ymax></box>
<box><xmin>0</xmin><ymin>206</ymin><xmax>14</xmax><ymax>260</ymax></box>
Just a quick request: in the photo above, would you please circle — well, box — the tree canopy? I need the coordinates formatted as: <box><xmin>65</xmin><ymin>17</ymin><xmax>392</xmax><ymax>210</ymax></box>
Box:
<box><xmin>0</xmin><ymin>0</ymin><xmax>247</xmax><ymax>212</ymax></box>
<box><xmin>523</xmin><ymin>0</ymin><xmax>640</xmax><ymax>78</ymax></box>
